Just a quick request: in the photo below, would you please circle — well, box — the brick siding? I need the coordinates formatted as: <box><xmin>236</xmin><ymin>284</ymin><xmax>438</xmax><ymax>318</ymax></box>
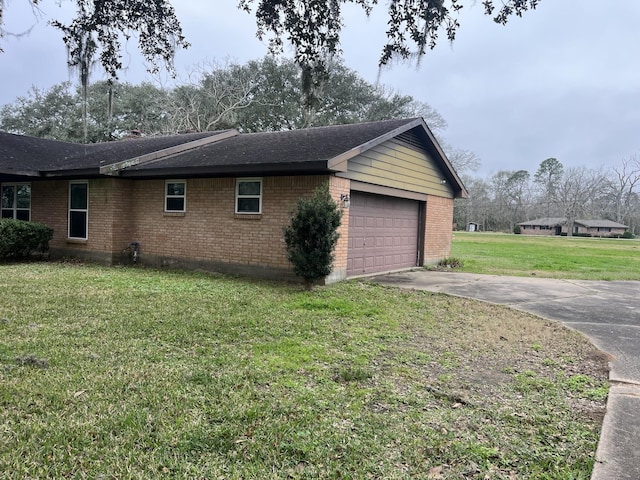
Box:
<box><xmin>31</xmin><ymin>180</ymin><xmax>67</xmax><ymax>250</ymax></box>
<box><xmin>424</xmin><ymin>195</ymin><xmax>454</xmax><ymax>262</ymax></box>
<box><xmin>130</xmin><ymin>176</ymin><xmax>330</xmax><ymax>271</ymax></box>
<box><xmin>520</xmin><ymin>226</ymin><xmax>557</xmax><ymax>236</ymax></box>
<box><xmin>31</xmin><ymin>179</ymin><xmax>134</xmax><ymax>263</ymax></box>
<box><xmin>328</xmin><ymin>176</ymin><xmax>351</xmax><ymax>282</ymax></box>
<box><xmin>29</xmin><ymin>175</ymin><xmax>452</xmax><ymax>280</ymax></box>
<box><xmin>32</xmin><ymin>175</ymin><xmax>346</xmax><ymax>278</ymax></box>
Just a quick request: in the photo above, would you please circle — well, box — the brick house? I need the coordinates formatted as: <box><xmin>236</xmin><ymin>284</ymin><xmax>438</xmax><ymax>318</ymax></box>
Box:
<box><xmin>1</xmin><ymin>118</ymin><xmax>467</xmax><ymax>282</ymax></box>
<box><xmin>518</xmin><ymin>218</ymin><xmax>628</xmax><ymax>237</ymax></box>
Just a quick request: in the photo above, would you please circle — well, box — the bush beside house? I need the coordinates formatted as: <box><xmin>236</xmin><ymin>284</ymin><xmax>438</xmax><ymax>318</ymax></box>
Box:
<box><xmin>0</xmin><ymin>219</ymin><xmax>53</xmax><ymax>259</ymax></box>
<box><xmin>284</xmin><ymin>184</ymin><xmax>342</xmax><ymax>289</ymax></box>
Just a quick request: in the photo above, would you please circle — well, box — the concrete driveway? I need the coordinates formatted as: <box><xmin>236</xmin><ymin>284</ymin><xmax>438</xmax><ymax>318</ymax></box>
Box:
<box><xmin>369</xmin><ymin>270</ymin><xmax>640</xmax><ymax>480</ymax></box>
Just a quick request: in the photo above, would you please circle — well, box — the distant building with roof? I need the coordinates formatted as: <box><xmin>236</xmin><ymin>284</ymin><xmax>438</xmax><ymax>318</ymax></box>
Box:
<box><xmin>518</xmin><ymin>218</ymin><xmax>628</xmax><ymax>237</ymax></box>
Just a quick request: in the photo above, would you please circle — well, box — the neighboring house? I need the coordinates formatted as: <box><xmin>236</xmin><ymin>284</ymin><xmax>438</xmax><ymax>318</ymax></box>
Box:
<box><xmin>519</xmin><ymin>218</ymin><xmax>628</xmax><ymax>237</ymax></box>
<box><xmin>518</xmin><ymin>218</ymin><xmax>566</xmax><ymax>236</ymax></box>
<box><xmin>1</xmin><ymin>118</ymin><xmax>467</xmax><ymax>282</ymax></box>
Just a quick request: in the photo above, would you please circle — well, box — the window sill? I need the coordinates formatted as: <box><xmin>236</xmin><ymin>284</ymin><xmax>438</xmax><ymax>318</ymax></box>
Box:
<box><xmin>67</xmin><ymin>238</ymin><xmax>88</xmax><ymax>244</ymax></box>
<box><xmin>164</xmin><ymin>212</ymin><xmax>186</xmax><ymax>217</ymax></box>
<box><xmin>234</xmin><ymin>213</ymin><xmax>262</xmax><ymax>220</ymax></box>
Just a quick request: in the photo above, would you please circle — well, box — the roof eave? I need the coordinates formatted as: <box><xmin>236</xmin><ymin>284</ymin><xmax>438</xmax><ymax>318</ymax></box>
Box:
<box><xmin>0</xmin><ymin>168</ymin><xmax>41</xmax><ymax>178</ymax></box>
<box><xmin>115</xmin><ymin>161</ymin><xmax>332</xmax><ymax>178</ymax></box>
<box><xmin>41</xmin><ymin>168</ymin><xmax>101</xmax><ymax>179</ymax></box>
<box><xmin>416</xmin><ymin>118</ymin><xmax>468</xmax><ymax>199</ymax></box>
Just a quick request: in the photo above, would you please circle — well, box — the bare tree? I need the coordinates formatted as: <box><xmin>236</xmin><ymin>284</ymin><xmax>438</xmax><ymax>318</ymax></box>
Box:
<box><xmin>607</xmin><ymin>155</ymin><xmax>640</xmax><ymax>225</ymax></box>
<box><xmin>167</xmin><ymin>60</ymin><xmax>262</xmax><ymax>132</ymax></box>
<box><xmin>552</xmin><ymin>167</ymin><xmax>606</xmax><ymax>236</ymax></box>
<box><xmin>454</xmin><ymin>176</ymin><xmax>491</xmax><ymax>230</ymax></box>
<box><xmin>445</xmin><ymin>147</ymin><xmax>481</xmax><ymax>176</ymax></box>
<box><xmin>488</xmin><ymin>170</ymin><xmax>532</xmax><ymax>231</ymax></box>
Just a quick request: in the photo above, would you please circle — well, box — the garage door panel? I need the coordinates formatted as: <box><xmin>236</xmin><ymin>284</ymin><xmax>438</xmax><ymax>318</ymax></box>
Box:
<box><xmin>347</xmin><ymin>192</ymin><xmax>420</xmax><ymax>277</ymax></box>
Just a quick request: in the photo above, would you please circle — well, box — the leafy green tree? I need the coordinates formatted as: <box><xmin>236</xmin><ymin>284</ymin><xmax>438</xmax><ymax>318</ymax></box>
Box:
<box><xmin>109</xmin><ymin>82</ymin><xmax>173</xmax><ymax>135</ymax></box>
<box><xmin>239</xmin><ymin>0</ymin><xmax>541</xmax><ymax>105</ymax></box>
<box><xmin>0</xmin><ymin>1</ymin><xmax>188</xmax><ymax>81</ymax></box>
<box><xmin>0</xmin><ymin>81</ymin><xmax>171</xmax><ymax>142</ymax></box>
<box><xmin>533</xmin><ymin>157</ymin><xmax>564</xmax><ymax>217</ymax></box>
<box><xmin>0</xmin><ymin>83</ymin><xmax>80</xmax><ymax>140</ymax></box>
<box><xmin>534</xmin><ymin>157</ymin><xmax>564</xmax><ymax>196</ymax></box>
<box><xmin>284</xmin><ymin>184</ymin><xmax>342</xmax><ymax>289</ymax></box>
<box><xmin>1</xmin><ymin>56</ymin><xmax>451</xmax><ymax>143</ymax></box>
<box><xmin>235</xmin><ymin>57</ymin><xmax>446</xmax><ymax>131</ymax></box>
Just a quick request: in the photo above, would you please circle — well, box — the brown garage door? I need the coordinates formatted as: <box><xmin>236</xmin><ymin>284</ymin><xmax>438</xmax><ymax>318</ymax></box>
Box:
<box><xmin>347</xmin><ymin>192</ymin><xmax>420</xmax><ymax>276</ymax></box>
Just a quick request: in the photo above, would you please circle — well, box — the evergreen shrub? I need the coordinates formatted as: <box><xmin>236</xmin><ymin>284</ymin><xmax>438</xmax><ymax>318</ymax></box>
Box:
<box><xmin>0</xmin><ymin>219</ymin><xmax>53</xmax><ymax>260</ymax></box>
<box><xmin>284</xmin><ymin>184</ymin><xmax>342</xmax><ymax>289</ymax></box>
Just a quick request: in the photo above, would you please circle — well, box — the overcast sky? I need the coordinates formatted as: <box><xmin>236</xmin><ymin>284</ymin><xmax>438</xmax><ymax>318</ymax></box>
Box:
<box><xmin>1</xmin><ymin>1</ymin><xmax>639</xmax><ymax>177</ymax></box>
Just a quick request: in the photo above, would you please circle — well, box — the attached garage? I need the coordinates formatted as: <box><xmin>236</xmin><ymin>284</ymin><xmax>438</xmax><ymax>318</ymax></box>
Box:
<box><xmin>347</xmin><ymin>192</ymin><xmax>422</xmax><ymax>276</ymax></box>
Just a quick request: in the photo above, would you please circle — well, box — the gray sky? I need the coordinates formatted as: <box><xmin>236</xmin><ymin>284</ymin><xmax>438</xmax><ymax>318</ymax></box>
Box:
<box><xmin>1</xmin><ymin>1</ymin><xmax>639</xmax><ymax>176</ymax></box>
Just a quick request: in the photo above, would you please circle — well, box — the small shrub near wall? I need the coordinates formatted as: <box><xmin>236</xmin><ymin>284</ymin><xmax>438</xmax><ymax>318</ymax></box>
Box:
<box><xmin>0</xmin><ymin>219</ymin><xmax>53</xmax><ymax>260</ymax></box>
<box><xmin>284</xmin><ymin>183</ymin><xmax>342</xmax><ymax>289</ymax></box>
<box><xmin>437</xmin><ymin>257</ymin><xmax>465</xmax><ymax>269</ymax></box>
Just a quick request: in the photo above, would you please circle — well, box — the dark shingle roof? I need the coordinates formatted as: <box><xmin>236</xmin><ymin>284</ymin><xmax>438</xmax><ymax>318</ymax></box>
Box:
<box><xmin>576</xmin><ymin>219</ymin><xmax>628</xmax><ymax>229</ymax></box>
<box><xmin>519</xmin><ymin>218</ymin><xmax>628</xmax><ymax>229</ymax></box>
<box><xmin>0</xmin><ymin>130</ymin><xmax>222</xmax><ymax>174</ymax></box>
<box><xmin>0</xmin><ymin>132</ymin><xmax>82</xmax><ymax>174</ymax></box>
<box><xmin>518</xmin><ymin>217</ymin><xmax>566</xmax><ymax>227</ymax></box>
<box><xmin>126</xmin><ymin>118</ymin><xmax>422</xmax><ymax>174</ymax></box>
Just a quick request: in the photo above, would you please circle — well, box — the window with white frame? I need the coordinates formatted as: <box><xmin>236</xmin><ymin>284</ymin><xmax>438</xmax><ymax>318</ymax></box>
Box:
<box><xmin>1</xmin><ymin>183</ymin><xmax>31</xmax><ymax>221</ymax></box>
<box><xmin>68</xmin><ymin>181</ymin><xmax>88</xmax><ymax>239</ymax></box>
<box><xmin>165</xmin><ymin>180</ymin><xmax>186</xmax><ymax>212</ymax></box>
<box><xmin>235</xmin><ymin>178</ymin><xmax>262</xmax><ymax>214</ymax></box>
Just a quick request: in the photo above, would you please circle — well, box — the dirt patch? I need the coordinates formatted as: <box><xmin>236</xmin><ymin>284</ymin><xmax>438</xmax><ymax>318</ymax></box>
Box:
<box><xmin>390</xmin><ymin>296</ymin><xmax>609</xmax><ymax>420</ymax></box>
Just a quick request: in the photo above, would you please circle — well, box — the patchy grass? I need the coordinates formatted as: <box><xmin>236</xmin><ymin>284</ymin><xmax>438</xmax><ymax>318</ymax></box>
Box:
<box><xmin>0</xmin><ymin>263</ymin><xmax>608</xmax><ymax>478</ymax></box>
<box><xmin>452</xmin><ymin>232</ymin><xmax>640</xmax><ymax>280</ymax></box>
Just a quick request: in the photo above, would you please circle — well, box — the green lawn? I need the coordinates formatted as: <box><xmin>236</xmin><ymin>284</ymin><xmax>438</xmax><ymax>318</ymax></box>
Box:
<box><xmin>0</xmin><ymin>263</ymin><xmax>608</xmax><ymax>479</ymax></box>
<box><xmin>451</xmin><ymin>232</ymin><xmax>640</xmax><ymax>280</ymax></box>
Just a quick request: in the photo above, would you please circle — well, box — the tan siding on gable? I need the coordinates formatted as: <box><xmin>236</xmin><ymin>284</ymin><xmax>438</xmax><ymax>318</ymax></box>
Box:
<box><xmin>338</xmin><ymin>139</ymin><xmax>453</xmax><ymax>198</ymax></box>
